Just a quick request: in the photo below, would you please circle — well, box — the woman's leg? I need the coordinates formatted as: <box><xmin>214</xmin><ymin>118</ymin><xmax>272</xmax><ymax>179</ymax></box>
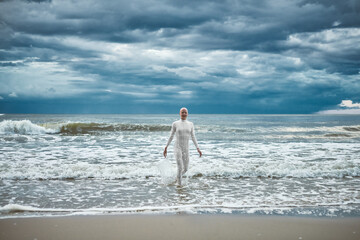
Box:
<box><xmin>182</xmin><ymin>150</ymin><xmax>189</xmax><ymax>175</ymax></box>
<box><xmin>175</xmin><ymin>148</ymin><xmax>183</xmax><ymax>185</ymax></box>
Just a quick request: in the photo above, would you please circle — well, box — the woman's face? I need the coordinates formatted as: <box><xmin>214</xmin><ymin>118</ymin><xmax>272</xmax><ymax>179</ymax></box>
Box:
<box><xmin>180</xmin><ymin>109</ymin><xmax>188</xmax><ymax>120</ymax></box>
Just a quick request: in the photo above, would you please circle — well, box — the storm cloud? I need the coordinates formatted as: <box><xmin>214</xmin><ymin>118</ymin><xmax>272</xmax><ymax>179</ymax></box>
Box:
<box><xmin>0</xmin><ymin>0</ymin><xmax>359</xmax><ymax>113</ymax></box>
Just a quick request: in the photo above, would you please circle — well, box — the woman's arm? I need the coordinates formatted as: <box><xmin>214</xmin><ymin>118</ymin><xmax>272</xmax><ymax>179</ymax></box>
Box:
<box><xmin>166</xmin><ymin>122</ymin><xmax>176</xmax><ymax>148</ymax></box>
<box><xmin>191</xmin><ymin>123</ymin><xmax>202</xmax><ymax>157</ymax></box>
<box><xmin>164</xmin><ymin>122</ymin><xmax>176</xmax><ymax>158</ymax></box>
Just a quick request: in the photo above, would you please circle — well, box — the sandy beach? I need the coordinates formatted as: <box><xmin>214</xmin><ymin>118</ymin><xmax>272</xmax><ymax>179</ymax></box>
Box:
<box><xmin>1</xmin><ymin>214</ymin><xmax>359</xmax><ymax>240</ymax></box>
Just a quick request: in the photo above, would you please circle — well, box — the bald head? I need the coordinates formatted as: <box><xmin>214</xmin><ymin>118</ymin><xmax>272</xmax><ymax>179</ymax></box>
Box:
<box><xmin>179</xmin><ymin>107</ymin><xmax>188</xmax><ymax>120</ymax></box>
<box><xmin>180</xmin><ymin>107</ymin><xmax>188</xmax><ymax>113</ymax></box>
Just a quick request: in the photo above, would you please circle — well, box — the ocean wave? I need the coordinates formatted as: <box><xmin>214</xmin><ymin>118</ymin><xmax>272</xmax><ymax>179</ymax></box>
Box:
<box><xmin>324</xmin><ymin>133</ymin><xmax>352</xmax><ymax>137</ymax></box>
<box><xmin>0</xmin><ymin>120</ymin><xmax>57</xmax><ymax>135</ymax></box>
<box><xmin>254</xmin><ymin>125</ymin><xmax>360</xmax><ymax>139</ymax></box>
<box><xmin>1</xmin><ymin>203</ymin><xmax>358</xmax><ymax>218</ymax></box>
<box><xmin>2</xmin><ymin>119</ymin><xmax>359</xmax><ymax>136</ymax></box>
<box><xmin>197</xmin><ymin>126</ymin><xmax>246</xmax><ymax>133</ymax></box>
<box><xmin>53</xmin><ymin>123</ymin><xmax>360</xmax><ymax>135</ymax></box>
<box><xmin>56</xmin><ymin>122</ymin><xmax>171</xmax><ymax>134</ymax></box>
<box><xmin>0</xmin><ymin>120</ymin><xmax>171</xmax><ymax>135</ymax></box>
<box><xmin>1</xmin><ymin>159</ymin><xmax>359</xmax><ymax>180</ymax></box>
<box><xmin>0</xmin><ymin>204</ymin><xmax>212</xmax><ymax>214</ymax></box>
<box><xmin>269</xmin><ymin>125</ymin><xmax>360</xmax><ymax>133</ymax></box>
<box><xmin>343</xmin><ymin>126</ymin><xmax>360</xmax><ymax>132</ymax></box>
<box><xmin>0</xmin><ymin>120</ymin><xmax>245</xmax><ymax>135</ymax></box>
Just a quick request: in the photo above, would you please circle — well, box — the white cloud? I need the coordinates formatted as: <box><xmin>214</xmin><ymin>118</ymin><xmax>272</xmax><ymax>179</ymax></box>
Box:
<box><xmin>332</xmin><ymin>21</ymin><xmax>341</xmax><ymax>27</ymax></box>
<box><xmin>166</xmin><ymin>66</ymin><xmax>207</xmax><ymax>79</ymax></box>
<box><xmin>179</xmin><ymin>90</ymin><xmax>192</xmax><ymax>95</ymax></box>
<box><xmin>339</xmin><ymin>100</ymin><xmax>360</xmax><ymax>109</ymax></box>
<box><xmin>0</xmin><ymin>96</ymin><xmax>3</xmax><ymax>100</ymax></box>
<box><xmin>9</xmin><ymin>92</ymin><xmax>17</xmax><ymax>97</ymax></box>
<box><xmin>0</xmin><ymin>61</ymin><xmax>97</xmax><ymax>98</ymax></box>
<box><xmin>172</xmin><ymin>90</ymin><xmax>193</xmax><ymax>99</ymax></box>
<box><xmin>118</xmin><ymin>91</ymin><xmax>157</xmax><ymax>98</ymax></box>
<box><xmin>134</xmin><ymin>99</ymin><xmax>166</xmax><ymax>103</ymax></box>
<box><xmin>316</xmin><ymin>100</ymin><xmax>360</xmax><ymax>114</ymax></box>
<box><xmin>285</xmin><ymin>28</ymin><xmax>360</xmax><ymax>54</ymax></box>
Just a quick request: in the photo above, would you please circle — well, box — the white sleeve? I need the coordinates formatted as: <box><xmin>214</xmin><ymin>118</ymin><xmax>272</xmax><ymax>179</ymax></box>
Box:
<box><xmin>166</xmin><ymin>122</ymin><xmax>176</xmax><ymax>148</ymax></box>
<box><xmin>190</xmin><ymin>123</ymin><xmax>199</xmax><ymax>149</ymax></box>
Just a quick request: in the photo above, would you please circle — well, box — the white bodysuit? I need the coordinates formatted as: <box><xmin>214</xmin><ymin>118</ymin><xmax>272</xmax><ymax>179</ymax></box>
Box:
<box><xmin>166</xmin><ymin>119</ymin><xmax>199</xmax><ymax>185</ymax></box>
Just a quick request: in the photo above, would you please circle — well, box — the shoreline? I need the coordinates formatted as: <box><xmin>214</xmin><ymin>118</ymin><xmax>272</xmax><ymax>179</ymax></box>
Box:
<box><xmin>1</xmin><ymin>214</ymin><xmax>359</xmax><ymax>240</ymax></box>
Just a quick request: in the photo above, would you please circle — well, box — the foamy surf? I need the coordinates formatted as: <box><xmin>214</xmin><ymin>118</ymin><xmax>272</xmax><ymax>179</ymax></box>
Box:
<box><xmin>157</xmin><ymin>159</ymin><xmax>177</xmax><ymax>185</ymax></box>
<box><xmin>1</xmin><ymin>114</ymin><xmax>360</xmax><ymax>218</ymax></box>
<box><xmin>1</xmin><ymin>202</ymin><xmax>358</xmax><ymax>219</ymax></box>
<box><xmin>1</xmin><ymin>152</ymin><xmax>359</xmax><ymax>180</ymax></box>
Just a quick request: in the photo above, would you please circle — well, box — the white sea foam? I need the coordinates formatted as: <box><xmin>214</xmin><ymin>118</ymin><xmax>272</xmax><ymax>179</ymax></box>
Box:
<box><xmin>1</xmin><ymin>140</ymin><xmax>360</xmax><ymax>180</ymax></box>
<box><xmin>0</xmin><ymin>120</ymin><xmax>57</xmax><ymax>134</ymax></box>
<box><xmin>157</xmin><ymin>159</ymin><xmax>177</xmax><ymax>184</ymax></box>
<box><xmin>0</xmin><ymin>151</ymin><xmax>359</xmax><ymax>180</ymax></box>
<box><xmin>0</xmin><ymin>161</ymin><xmax>159</xmax><ymax>180</ymax></box>
<box><xmin>0</xmin><ymin>204</ymin><xmax>51</xmax><ymax>214</ymax></box>
<box><xmin>0</xmin><ymin>134</ymin><xmax>360</xmax><ymax>180</ymax></box>
<box><xmin>1</xmin><ymin>202</ymin><xmax>358</xmax><ymax>219</ymax></box>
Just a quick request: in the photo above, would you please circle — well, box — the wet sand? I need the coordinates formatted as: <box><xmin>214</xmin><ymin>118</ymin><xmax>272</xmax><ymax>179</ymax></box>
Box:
<box><xmin>0</xmin><ymin>214</ymin><xmax>359</xmax><ymax>240</ymax></box>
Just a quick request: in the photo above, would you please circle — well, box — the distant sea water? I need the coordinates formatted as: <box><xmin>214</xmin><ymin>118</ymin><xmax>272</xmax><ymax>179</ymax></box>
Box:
<box><xmin>0</xmin><ymin>114</ymin><xmax>359</xmax><ymax>218</ymax></box>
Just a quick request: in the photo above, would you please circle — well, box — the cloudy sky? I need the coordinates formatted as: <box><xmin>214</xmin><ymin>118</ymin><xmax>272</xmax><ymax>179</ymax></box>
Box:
<box><xmin>0</xmin><ymin>0</ymin><xmax>359</xmax><ymax>114</ymax></box>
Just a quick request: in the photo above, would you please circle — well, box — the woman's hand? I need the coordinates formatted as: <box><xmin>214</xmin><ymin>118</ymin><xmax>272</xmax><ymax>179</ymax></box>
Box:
<box><xmin>163</xmin><ymin>147</ymin><xmax>167</xmax><ymax>158</ymax></box>
<box><xmin>197</xmin><ymin>148</ymin><xmax>202</xmax><ymax>157</ymax></box>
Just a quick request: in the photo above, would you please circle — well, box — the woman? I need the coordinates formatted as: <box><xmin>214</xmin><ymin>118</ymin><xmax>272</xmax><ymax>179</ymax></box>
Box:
<box><xmin>163</xmin><ymin>107</ymin><xmax>202</xmax><ymax>186</ymax></box>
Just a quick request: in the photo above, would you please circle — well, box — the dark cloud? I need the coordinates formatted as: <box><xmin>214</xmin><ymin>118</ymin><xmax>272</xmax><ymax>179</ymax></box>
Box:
<box><xmin>24</xmin><ymin>0</ymin><xmax>52</xmax><ymax>2</ymax></box>
<box><xmin>0</xmin><ymin>0</ymin><xmax>359</xmax><ymax>113</ymax></box>
<box><xmin>0</xmin><ymin>61</ymin><xmax>23</xmax><ymax>67</ymax></box>
<box><xmin>301</xmin><ymin>0</ymin><xmax>360</xmax><ymax>14</ymax></box>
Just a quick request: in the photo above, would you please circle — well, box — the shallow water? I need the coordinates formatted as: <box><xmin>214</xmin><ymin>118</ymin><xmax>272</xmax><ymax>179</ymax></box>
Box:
<box><xmin>0</xmin><ymin>114</ymin><xmax>359</xmax><ymax>218</ymax></box>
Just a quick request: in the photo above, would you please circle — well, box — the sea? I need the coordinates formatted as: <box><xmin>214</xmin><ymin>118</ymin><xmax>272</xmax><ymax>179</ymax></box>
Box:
<box><xmin>0</xmin><ymin>114</ymin><xmax>359</xmax><ymax>218</ymax></box>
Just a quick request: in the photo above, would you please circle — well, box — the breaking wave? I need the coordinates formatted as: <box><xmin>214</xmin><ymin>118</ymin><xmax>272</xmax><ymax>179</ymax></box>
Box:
<box><xmin>0</xmin><ymin>120</ymin><xmax>171</xmax><ymax>135</ymax></box>
<box><xmin>1</xmin><ymin>159</ymin><xmax>359</xmax><ymax>180</ymax></box>
<box><xmin>1</xmin><ymin>119</ymin><xmax>360</xmax><ymax>137</ymax></box>
<box><xmin>0</xmin><ymin>120</ymin><xmax>57</xmax><ymax>134</ymax></box>
<box><xmin>57</xmin><ymin>122</ymin><xmax>171</xmax><ymax>134</ymax></box>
